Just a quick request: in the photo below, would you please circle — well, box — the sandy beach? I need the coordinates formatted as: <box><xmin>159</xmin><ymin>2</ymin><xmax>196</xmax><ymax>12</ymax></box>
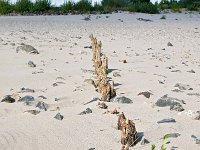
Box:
<box><xmin>0</xmin><ymin>12</ymin><xmax>200</xmax><ymax>150</ymax></box>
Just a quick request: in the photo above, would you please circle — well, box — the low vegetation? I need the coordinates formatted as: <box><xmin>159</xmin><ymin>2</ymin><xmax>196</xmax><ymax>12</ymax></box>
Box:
<box><xmin>0</xmin><ymin>0</ymin><xmax>12</xmax><ymax>14</ymax></box>
<box><xmin>0</xmin><ymin>0</ymin><xmax>199</xmax><ymax>15</ymax></box>
<box><xmin>33</xmin><ymin>0</ymin><xmax>51</xmax><ymax>12</ymax></box>
<box><xmin>151</xmin><ymin>134</ymin><xmax>169</xmax><ymax>150</ymax></box>
<box><xmin>60</xmin><ymin>1</ymin><xmax>75</xmax><ymax>13</ymax></box>
<box><xmin>159</xmin><ymin>0</ymin><xmax>200</xmax><ymax>11</ymax></box>
<box><xmin>15</xmin><ymin>0</ymin><xmax>34</xmax><ymax>13</ymax></box>
<box><xmin>128</xmin><ymin>1</ymin><xmax>159</xmax><ymax>14</ymax></box>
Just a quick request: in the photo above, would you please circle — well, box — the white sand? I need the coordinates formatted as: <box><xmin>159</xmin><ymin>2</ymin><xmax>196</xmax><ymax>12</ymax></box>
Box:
<box><xmin>0</xmin><ymin>12</ymin><xmax>200</xmax><ymax>150</ymax></box>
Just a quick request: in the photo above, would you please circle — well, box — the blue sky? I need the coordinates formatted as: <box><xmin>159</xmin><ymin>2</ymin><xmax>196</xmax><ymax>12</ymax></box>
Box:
<box><xmin>11</xmin><ymin>0</ymin><xmax>161</xmax><ymax>6</ymax></box>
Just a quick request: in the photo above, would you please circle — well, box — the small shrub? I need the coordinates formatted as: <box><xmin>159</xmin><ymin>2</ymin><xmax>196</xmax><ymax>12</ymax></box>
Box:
<box><xmin>151</xmin><ymin>134</ymin><xmax>169</xmax><ymax>150</ymax></box>
<box><xmin>74</xmin><ymin>0</ymin><xmax>92</xmax><ymax>12</ymax></box>
<box><xmin>158</xmin><ymin>0</ymin><xmax>171</xmax><ymax>10</ymax></box>
<box><xmin>158</xmin><ymin>0</ymin><xmax>200</xmax><ymax>11</ymax></box>
<box><xmin>186</xmin><ymin>3</ymin><xmax>200</xmax><ymax>11</ymax></box>
<box><xmin>160</xmin><ymin>15</ymin><xmax>166</xmax><ymax>19</ymax></box>
<box><xmin>171</xmin><ymin>4</ymin><xmax>181</xmax><ymax>12</ymax></box>
<box><xmin>33</xmin><ymin>0</ymin><xmax>51</xmax><ymax>12</ymax></box>
<box><xmin>0</xmin><ymin>0</ymin><xmax>11</xmax><ymax>14</ymax></box>
<box><xmin>179</xmin><ymin>0</ymin><xmax>200</xmax><ymax>10</ymax></box>
<box><xmin>92</xmin><ymin>2</ymin><xmax>103</xmax><ymax>12</ymax></box>
<box><xmin>128</xmin><ymin>2</ymin><xmax>159</xmax><ymax>14</ymax></box>
<box><xmin>15</xmin><ymin>0</ymin><xmax>34</xmax><ymax>13</ymax></box>
<box><xmin>60</xmin><ymin>1</ymin><xmax>75</xmax><ymax>12</ymax></box>
<box><xmin>101</xmin><ymin>0</ymin><xmax>128</xmax><ymax>11</ymax></box>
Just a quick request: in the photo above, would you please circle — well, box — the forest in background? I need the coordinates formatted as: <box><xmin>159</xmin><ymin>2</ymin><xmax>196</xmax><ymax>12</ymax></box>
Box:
<box><xmin>0</xmin><ymin>0</ymin><xmax>199</xmax><ymax>15</ymax></box>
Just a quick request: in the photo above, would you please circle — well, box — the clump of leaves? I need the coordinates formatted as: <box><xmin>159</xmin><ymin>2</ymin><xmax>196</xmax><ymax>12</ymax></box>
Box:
<box><xmin>151</xmin><ymin>144</ymin><xmax>156</xmax><ymax>150</ymax></box>
<box><xmin>161</xmin><ymin>134</ymin><xmax>169</xmax><ymax>150</ymax></box>
<box><xmin>151</xmin><ymin>134</ymin><xmax>169</xmax><ymax>150</ymax></box>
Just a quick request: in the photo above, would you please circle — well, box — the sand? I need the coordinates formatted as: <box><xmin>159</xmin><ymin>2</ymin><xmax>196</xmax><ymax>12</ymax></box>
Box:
<box><xmin>0</xmin><ymin>12</ymin><xmax>200</xmax><ymax>150</ymax></box>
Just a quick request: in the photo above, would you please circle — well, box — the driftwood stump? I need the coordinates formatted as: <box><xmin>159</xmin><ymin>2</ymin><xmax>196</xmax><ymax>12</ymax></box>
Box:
<box><xmin>118</xmin><ymin>113</ymin><xmax>137</xmax><ymax>148</ymax></box>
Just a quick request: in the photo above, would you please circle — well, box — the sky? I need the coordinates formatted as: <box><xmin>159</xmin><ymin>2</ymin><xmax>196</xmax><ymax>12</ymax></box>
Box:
<box><xmin>10</xmin><ymin>0</ymin><xmax>161</xmax><ymax>6</ymax></box>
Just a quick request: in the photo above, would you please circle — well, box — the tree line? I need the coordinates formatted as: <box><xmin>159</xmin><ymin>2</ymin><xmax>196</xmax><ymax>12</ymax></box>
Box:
<box><xmin>0</xmin><ymin>0</ymin><xmax>199</xmax><ymax>15</ymax></box>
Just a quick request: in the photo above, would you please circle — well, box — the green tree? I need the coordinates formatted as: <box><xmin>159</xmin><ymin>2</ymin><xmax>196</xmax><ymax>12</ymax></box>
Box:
<box><xmin>179</xmin><ymin>0</ymin><xmax>200</xmax><ymax>10</ymax></box>
<box><xmin>15</xmin><ymin>0</ymin><xmax>34</xmax><ymax>13</ymax></box>
<box><xmin>101</xmin><ymin>0</ymin><xmax>128</xmax><ymax>11</ymax></box>
<box><xmin>74</xmin><ymin>0</ymin><xmax>92</xmax><ymax>12</ymax></box>
<box><xmin>61</xmin><ymin>1</ymin><xmax>75</xmax><ymax>12</ymax></box>
<box><xmin>0</xmin><ymin>0</ymin><xmax>12</xmax><ymax>14</ymax></box>
<box><xmin>33</xmin><ymin>0</ymin><xmax>51</xmax><ymax>12</ymax></box>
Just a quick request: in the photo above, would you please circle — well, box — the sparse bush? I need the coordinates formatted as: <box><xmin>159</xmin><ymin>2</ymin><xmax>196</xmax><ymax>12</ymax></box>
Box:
<box><xmin>0</xmin><ymin>0</ymin><xmax>199</xmax><ymax>15</ymax></box>
<box><xmin>15</xmin><ymin>0</ymin><xmax>34</xmax><ymax>13</ymax></box>
<box><xmin>171</xmin><ymin>3</ymin><xmax>181</xmax><ymax>12</ymax></box>
<box><xmin>33</xmin><ymin>0</ymin><xmax>51</xmax><ymax>12</ymax></box>
<box><xmin>179</xmin><ymin>0</ymin><xmax>200</xmax><ymax>9</ymax></box>
<box><xmin>186</xmin><ymin>2</ymin><xmax>200</xmax><ymax>11</ymax></box>
<box><xmin>128</xmin><ymin>2</ymin><xmax>159</xmax><ymax>14</ymax></box>
<box><xmin>151</xmin><ymin>134</ymin><xmax>169</xmax><ymax>150</ymax></box>
<box><xmin>0</xmin><ymin>0</ymin><xmax>12</xmax><ymax>14</ymax></box>
<box><xmin>158</xmin><ymin>0</ymin><xmax>200</xmax><ymax>11</ymax></box>
<box><xmin>92</xmin><ymin>2</ymin><xmax>103</xmax><ymax>12</ymax></box>
<box><xmin>60</xmin><ymin>1</ymin><xmax>75</xmax><ymax>12</ymax></box>
<box><xmin>74</xmin><ymin>0</ymin><xmax>92</xmax><ymax>12</ymax></box>
<box><xmin>158</xmin><ymin>0</ymin><xmax>171</xmax><ymax>10</ymax></box>
<box><xmin>101</xmin><ymin>0</ymin><xmax>128</xmax><ymax>11</ymax></box>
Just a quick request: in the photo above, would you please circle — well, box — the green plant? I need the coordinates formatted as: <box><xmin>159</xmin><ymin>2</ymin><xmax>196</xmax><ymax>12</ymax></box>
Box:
<box><xmin>158</xmin><ymin>0</ymin><xmax>200</xmax><ymax>11</ymax></box>
<box><xmin>128</xmin><ymin>2</ymin><xmax>159</xmax><ymax>14</ymax></box>
<box><xmin>61</xmin><ymin>1</ymin><xmax>75</xmax><ymax>12</ymax></box>
<box><xmin>186</xmin><ymin>2</ymin><xmax>200</xmax><ymax>11</ymax></box>
<box><xmin>33</xmin><ymin>0</ymin><xmax>51</xmax><ymax>12</ymax></box>
<box><xmin>101</xmin><ymin>0</ymin><xmax>128</xmax><ymax>11</ymax></box>
<box><xmin>74</xmin><ymin>0</ymin><xmax>92</xmax><ymax>12</ymax></box>
<box><xmin>151</xmin><ymin>144</ymin><xmax>156</xmax><ymax>150</ymax></box>
<box><xmin>158</xmin><ymin>0</ymin><xmax>171</xmax><ymax>10</ymax></box>
<box><xmin>0</xmin><ymin>0</ymin><xmax>11</xmax><ymax>14</ymax></box>
<box><xmin>151</xmin><ymin>134</ymin><xmax>169</xmax><ymax>150</ymax></box>
<box><xmin>161</xmin><ymin>134</ymin><xmax>169</xmax><ymax>149</ymax></box>
<box><xmin>130</xmin><ymin>0</ymin><xmax>150</xmax><ymax>3</ymax></box>
<box><xmin>15</xmin><ymin>0</ymin><xmax>34</xmax><ymax>13</ymax></box>
<box><xmin>171</xmin><ymin>3</ymin><xmax>181</xmax><ymax>12</ymax></box>
<box><xmin>179</xmin><ymin>0</ymin><xmax>200</xmax><ymax>9</ymax></box>
<box><xmin>92</xmin><ymin>2</ymin><xmax>103</xmax><ymax>11</ymax></box>
<box><xmin>1</xmin><ymin>0</ymin><xmax>198</xmax><ymax>15</ymax></box>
